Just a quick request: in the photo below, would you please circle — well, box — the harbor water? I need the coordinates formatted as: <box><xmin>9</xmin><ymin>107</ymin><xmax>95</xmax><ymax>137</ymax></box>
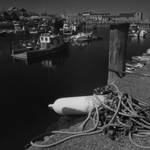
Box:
<box><xmin>0</xmin><ymin>28</ymin><xmax>150</xmax><ymax>149</ymax></box>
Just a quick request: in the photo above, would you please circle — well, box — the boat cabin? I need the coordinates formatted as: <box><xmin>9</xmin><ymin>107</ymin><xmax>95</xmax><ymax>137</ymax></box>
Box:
<box><xmin>129</xmin><ymin>24</ymin><xmax>139</xmax><ymax>33</ymax></box>
<box><xmin>11</xmin><ymin>33</ymin><xmax>65</xmax><ymax>61</ymax></box>
<box><xmin>39</xmin><ymin>33</ymin><xmax>63</xmax><ymax>50</ymax></box>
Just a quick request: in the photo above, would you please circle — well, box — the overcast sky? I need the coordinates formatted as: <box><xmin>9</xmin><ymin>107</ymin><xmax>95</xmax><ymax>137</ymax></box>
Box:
<box><xmin>0</xmin><ymin>0</ymin><xmax>150</xmax><ymax>17</ymax></box>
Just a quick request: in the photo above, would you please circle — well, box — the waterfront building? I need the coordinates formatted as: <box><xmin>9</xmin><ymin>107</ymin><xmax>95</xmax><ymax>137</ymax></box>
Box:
<box><xmin>78</xmin><ymin>11</ymin><xmax>143</xmax><ymax>24</ymax></box>
<box><xmin>111</xmin><ymin>11</ymin><xmax>143</xmax><ymax>23</ymax></box>
<box><xmin>78</xmin><ymin>11</ymin><xmax>111</xmax><ymax>23</ymax></box>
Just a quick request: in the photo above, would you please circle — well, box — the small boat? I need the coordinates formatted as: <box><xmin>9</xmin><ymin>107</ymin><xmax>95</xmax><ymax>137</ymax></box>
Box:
<box><xmin>125</xmin><ymin>61</ymin><xmax>145</xmax><ymax>73</ymax></box>
<box><xmin>11</xmin><ymin>33</ymin><xmax>66</xmax><ymax>60</ymax></box>
<box><xmin>60</xmin><ymin>23</ymin><xmax>77</xmax><ymax>36</ymax></box>
<box><xmin>139</xmin><ymin>29</ymin><xmax>147</xmax><ymax>37</ymax></box>
<box><xmin>128</xmin><ymin>24</ymin><xmax>139</xmax><ymax>37</ymax></box>
<box><xmin>29</xmin><ymin>27</ymin><xmax>38</xmax><ymax>34</ymax></box>
<box><xmin>12</xmin><ymin>47</ymin><xmax>69</xmax><ymax>67</ymax></box>
<box><xmin>132</xmin><ymin>55</ymin><xmax>150</xmax><ymax>62</ymax></box>
<box><xmin>62</xmin><ymin>25</ymin><xmax>73</xmax><ymax>36</ymax></box>
<box><xmin>125</xmin><ymin>66</ymin><xmax>136</xmax><ymax>73</ymax></box>
<box><xmin>13</xmin><ymin>22</ymin><xmax>25</xmax><ymax>34</ymax></box>
<box><xmin>71</xmin><ymin>32</ymin><xmax>92</xmax><ymax>42</ymax></box>
<box><xmin>126</xmin><ymin>62</ymin><xmax>144</xmax><ymax>69</ymax></box>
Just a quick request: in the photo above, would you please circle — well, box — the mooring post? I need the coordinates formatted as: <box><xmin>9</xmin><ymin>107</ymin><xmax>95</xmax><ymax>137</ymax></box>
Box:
<box><xmin>108</xmin><ymin>23</ymin><xmax>129</xmax><ymax>84</ymax></box>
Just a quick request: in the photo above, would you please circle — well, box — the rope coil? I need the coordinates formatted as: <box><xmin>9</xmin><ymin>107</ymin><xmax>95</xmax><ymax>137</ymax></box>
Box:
<box><xmin>29</xmin><ymin>83</ymin><xmax>150</xmax><ymax>149</ymax></box>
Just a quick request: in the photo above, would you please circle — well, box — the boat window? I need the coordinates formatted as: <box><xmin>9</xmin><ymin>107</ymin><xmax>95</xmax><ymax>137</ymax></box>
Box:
<box><xmin>45</xmin><ymin>37</ymin><xmax>50</xmax><ymax>43</ymax></box>
<box><xmin>45</xmin><ymin>37</ymin><xmax>48</xmax><ymax>42</ymax></box>
<box><xmin>40</xmin><ymin>36</ymin><xmax>44</xmax><ymax>42</ymax></box>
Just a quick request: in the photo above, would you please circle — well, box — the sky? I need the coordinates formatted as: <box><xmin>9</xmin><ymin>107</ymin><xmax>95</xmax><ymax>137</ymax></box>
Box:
<box><xmin>0</xmin><ymin>0</ymin><xmax>150</xmax><ymax>17</ymax></box>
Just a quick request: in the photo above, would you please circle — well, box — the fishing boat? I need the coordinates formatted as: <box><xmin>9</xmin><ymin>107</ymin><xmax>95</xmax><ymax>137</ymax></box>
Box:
<box><xmin>125</xmin><ymin>66</ymin><xmax>136</xmax><ymax>73</ymax></box>
<box><xmin>128</xmin><ymin>24</ymin><xmax>139</xmax><ymax>37</ymax></box>
<box><xmin>125</xmin><ymin>60</ymin><xmax>145</xmax><ymax>73</ymax></box>
<box><xmin>11</xmin><ymin>33</ymin><xmax>66</xmax><ymax>60</ymax></box>
<box><xmin>70</xmin><ymin>32</ymin><xmax>92</xmax><ymax>42</ymax></box>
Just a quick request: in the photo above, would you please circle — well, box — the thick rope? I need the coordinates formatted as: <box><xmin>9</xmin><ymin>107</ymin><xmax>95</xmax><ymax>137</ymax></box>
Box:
<box><xmin>29</xmin><ymin>83</ymin><xmax>150</xmax><ymax>149</ymax></box>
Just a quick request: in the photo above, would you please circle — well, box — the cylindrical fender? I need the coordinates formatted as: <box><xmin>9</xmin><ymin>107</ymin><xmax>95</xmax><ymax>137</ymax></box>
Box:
<box><xmin>48</xmin><ymin>95</ymin><xmax>105</xmax><ymax>115</ymax></box>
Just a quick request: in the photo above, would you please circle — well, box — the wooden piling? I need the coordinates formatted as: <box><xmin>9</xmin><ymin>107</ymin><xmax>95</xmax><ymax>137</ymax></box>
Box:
<box><xmin>108</xmin><ymin>23</ymin><xmax>129</xmax><ymax>84</ymax></box>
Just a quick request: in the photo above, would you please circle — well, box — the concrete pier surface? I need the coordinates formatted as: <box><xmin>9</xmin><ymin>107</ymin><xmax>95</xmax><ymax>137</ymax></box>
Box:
<box><xmin>27</xmin><ymin>63</ymin><xmax>150</xmax><ymax>150</ymax></box>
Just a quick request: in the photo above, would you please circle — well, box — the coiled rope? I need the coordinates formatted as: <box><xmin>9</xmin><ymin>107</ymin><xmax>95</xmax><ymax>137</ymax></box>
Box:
<box><xmin>29</xmin><ymin>83</ymin><xmax>150</xmax><ymax>149</ymax></box>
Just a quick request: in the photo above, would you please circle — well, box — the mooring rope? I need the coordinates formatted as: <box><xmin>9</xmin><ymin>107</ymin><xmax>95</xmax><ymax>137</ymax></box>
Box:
<box><xmin>29</xmin><ymin>83</ymin><xmax>150</xmax><ymax>149</ymax></box>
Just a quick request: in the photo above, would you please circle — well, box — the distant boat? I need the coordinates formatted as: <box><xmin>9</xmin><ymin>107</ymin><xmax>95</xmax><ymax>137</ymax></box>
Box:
<box><xmin>125</xmin><ymin>66</ymin><xmax>136</xmax><ymax>73</ymax></box>
<box><xmin>70</xmin><ymin>32</ymin><xmax>92</xmax><ymax>42</ymax></box>
<box><xmin>129</xmin><ymin>24</ymin><xmax>147</xmax><ymax>38</ymax></box>
<box><xmin>139</xmin><ymin>29</ymin><xmax>147</xmax><ymax>37</ymax></box>
<box><xmin>11</xmin><ymin>33</ymin><xmax>66</xmax><ymax>60</ymax></box>
<box><xmin>29</xmin><ymin>27</ymin><xmax>38</xmax><ymax>34</ymax></box>
<box><xmin>125</xmin><ymin>61</ymin><xmax>145</xmax><ymax>73</ymax></box>
<box><xmin>132</xmin><ymin>55</ymin><xmax>150</xmax><ymax>62</ymax></box>
<box><xmin>13</xmin><ymin>22</ymin><xmax>25</xmax><ymax>34</ymax></box>
<box><xmin>60</xmin><ymin>23</ymin><xmax>77</xmax><ymax>36</ymax></box>
<box><xmin>128</xmin><ymin>24</ymin><xmax>139</xmax><ymax>37</ymax></box>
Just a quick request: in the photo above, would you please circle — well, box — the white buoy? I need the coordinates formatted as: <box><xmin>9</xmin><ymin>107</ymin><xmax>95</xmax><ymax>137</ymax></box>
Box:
<box><xmin>48</xmin><ymin>95</ymin><xmax>105</xmax><ymax>115</ymax></box>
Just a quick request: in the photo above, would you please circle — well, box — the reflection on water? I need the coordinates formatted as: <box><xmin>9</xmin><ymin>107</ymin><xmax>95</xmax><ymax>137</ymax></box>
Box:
<box><xmin>41</xmin><ymin>55</ymin><xmax>67</xmax><ymax>69</ymax></box>
<box><xmin>40</xmin><ymin>48</ymin><xmax>70</xmax><ymax>69</ymax></box>
<box><xmin>130</xmin><ymin>36</ymin><xmax>145</xmax><ymax>44</ymax></box>
<box><xmin>71</xmin><ymin>40</ymin><xmax>92</xmax><ymax>47</ymax></box>
<box><xmin>139</xmin><ymin>37</ymin><xmax>145</xmax><ymax>43</ymax></box>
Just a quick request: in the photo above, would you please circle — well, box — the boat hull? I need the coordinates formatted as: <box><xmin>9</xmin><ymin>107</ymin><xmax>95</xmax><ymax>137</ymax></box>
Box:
<box><xmin>12</xmin><ymin>44</ymin><xmax>68</xmax><ymax>61</ymax></box>
<box><xmin>27</xmin><ymin>44</ymin><xmax>66</xmax><ymax>59</ymax></box>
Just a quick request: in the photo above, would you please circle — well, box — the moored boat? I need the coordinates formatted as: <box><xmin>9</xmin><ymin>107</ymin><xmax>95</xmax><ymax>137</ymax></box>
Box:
<box><xmin>70</xmin><ymin>32</ymin><xmax>92</xmax><ymax>42</ymax></box>
<box><xmin>128</xmin><ymin>24</ymin><xmax>139</xmax><ymax>37</ymax></box>
<box><xmin>139</xmin><ymin>29</ymin><xmax>147</xmax><ymax>37</ymax></box>
<box><xmin>132</xmin><ymin>55</ymin><xmax>150</xmax><ymax>62</ymax></box>
<box><xmin>29</xmin><ymin>27</ymin><xmax>38</xmax><ymax>34</ymax></box>
<box><xmin>125</xmin><ymin>66</ymin><xmax>136</xmax><ymax>73</ymax></box>
<box><xmin>11</xmin><ymin>33</ymin><xmax>66</xmax><ymax>60</ymax></box>
<box><xmin>126</xmin><ymin>62</ymin><xmax>145</xmax><ymax>69</ymax></box>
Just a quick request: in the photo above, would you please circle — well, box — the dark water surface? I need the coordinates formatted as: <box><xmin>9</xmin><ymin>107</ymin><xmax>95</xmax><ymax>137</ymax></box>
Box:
<box><xmin>0</xmin><ymin>29</ymin><xmax>150</xmax><ymax>150</ymax></box>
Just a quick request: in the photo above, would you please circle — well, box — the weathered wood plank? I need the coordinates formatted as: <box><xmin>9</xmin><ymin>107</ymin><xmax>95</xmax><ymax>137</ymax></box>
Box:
<box><xmin>108</xmin><ymin>23</ymin><xmax>129</xmax><ymax>84</ymax></box>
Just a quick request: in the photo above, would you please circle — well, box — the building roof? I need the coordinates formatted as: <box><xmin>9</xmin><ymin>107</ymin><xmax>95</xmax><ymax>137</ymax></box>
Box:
<box><xmin>79</xmin><ymin>11</ymin><xmax>110</xmax><ymax>16</ymax></box>
<box><xmin>119</xmin><ymin>13</ymin><xmax>134</xmax><ymax>18</ymax></box>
